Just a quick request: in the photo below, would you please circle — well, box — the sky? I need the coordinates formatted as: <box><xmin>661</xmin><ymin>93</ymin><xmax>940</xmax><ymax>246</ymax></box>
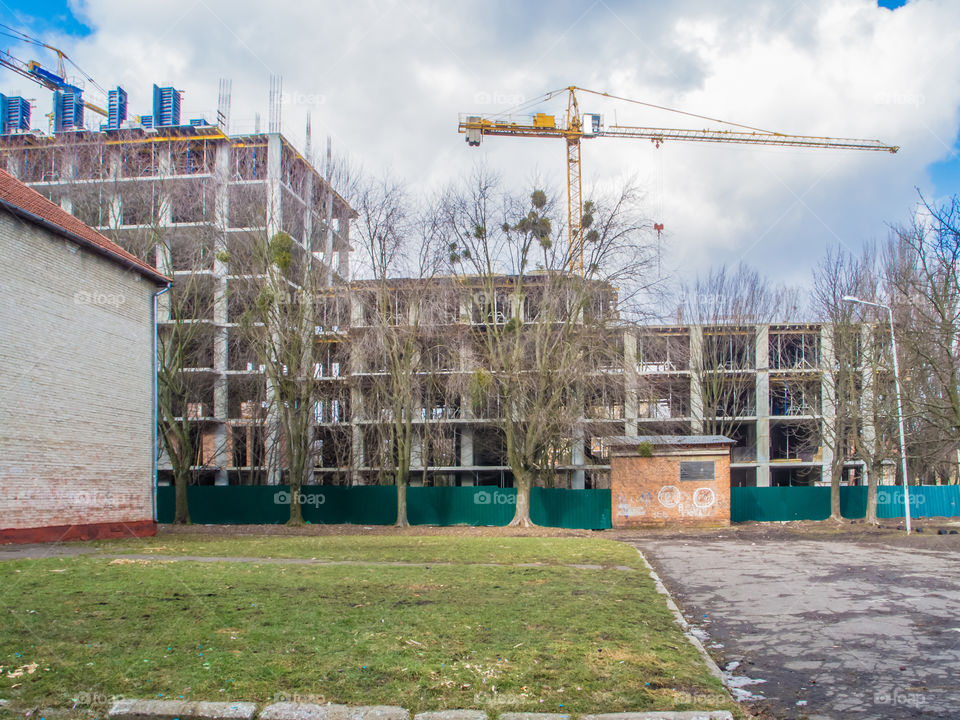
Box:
<box><xmin>1</xmin><ymin>0</ymin><xmax>958</xmax><ymax>291</ymax></box>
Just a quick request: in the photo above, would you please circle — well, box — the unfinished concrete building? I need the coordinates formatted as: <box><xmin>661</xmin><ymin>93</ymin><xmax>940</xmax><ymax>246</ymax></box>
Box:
<box><xmin>320</xmin><ymin>275</ymin><xmax>622</xmax><ymax>489</ymax></box>
<box><xmin>311</xmin><ymin>302</ymin><xmax>868</xmax><ymax>489</ymax></box>
<box><xmin>0</xmin><ymin>83</ymin><xmax>355</xmax><ymax>485</ymax></box>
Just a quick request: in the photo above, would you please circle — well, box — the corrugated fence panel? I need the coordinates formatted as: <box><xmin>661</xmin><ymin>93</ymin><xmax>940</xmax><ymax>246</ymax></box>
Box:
<box><xmin>408</xmin><ymin>486</ymin><xmax>515</xmax><ymax>526</ymax></box>
<box><xmin>532</xmin><ymin>488</ymin><xmax>612</xmax><ymax>529</ymax></box>
<box><xmin>840</xmin><ymin>487</ymin><xmax>868</xmax><ymax>519</ymax></box>
<box><xmin>731</xmin><ymin>485</ymin><xmax>960</xmax><ymax>522</ymax></box>
<box><xmin>875</xmin><ymin>485</ymin><xmax>960</xmax><ymax>519</ymax></box>
<box><xmin>730</xmin><ymin>487</ymin><xmax>832</xmax><ymax>522</ymax></box>
<box><xmin>303</xmin><ymin>486</ymin><xmax>397</xmax><ymax>525</ymax></box>
<box><xmin>156</xmin><ymin>486</ymin><xmax>288</xmax><ymax>524</ymax></box>
<box><xmin>157</xmin><ymin>486</ymin><xmax>612</xmax><ymax>528</ymax></box>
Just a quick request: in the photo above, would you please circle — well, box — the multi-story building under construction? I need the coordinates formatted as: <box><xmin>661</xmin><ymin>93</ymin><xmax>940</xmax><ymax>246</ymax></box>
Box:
<box><xmin>0</xmin><ymin>82</ymin><xmax>356</xmax><ymax>485</ymax></box>
<box><xmin>1</xmin><ymin>83</ymin><xmax>877</xmax><ymax>492</ymax></box>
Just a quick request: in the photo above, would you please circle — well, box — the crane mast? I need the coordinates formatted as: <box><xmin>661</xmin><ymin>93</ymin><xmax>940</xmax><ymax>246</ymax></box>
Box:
<box><xmin>459</xmin><ymin>86</ymin><xmax>899</xmax><ymax>274</ymax></box>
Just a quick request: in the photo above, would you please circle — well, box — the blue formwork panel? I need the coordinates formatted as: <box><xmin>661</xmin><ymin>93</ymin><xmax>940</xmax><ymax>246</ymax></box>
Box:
<box><xmin>108</xmin><ymin>87</ymin><xmax>127</xmax><ymax>129</ymax></box>
<box><xmin>153</xmin><ymin>84</ymin><xmax>181</xmax><ymax>127</ymax></box>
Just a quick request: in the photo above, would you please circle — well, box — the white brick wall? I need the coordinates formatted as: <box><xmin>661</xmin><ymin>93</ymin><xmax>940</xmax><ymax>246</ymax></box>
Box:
<box><xmin>0</xmin><ymin>207</ymin><xmax>159</xmax><ymax>531</ymax></box>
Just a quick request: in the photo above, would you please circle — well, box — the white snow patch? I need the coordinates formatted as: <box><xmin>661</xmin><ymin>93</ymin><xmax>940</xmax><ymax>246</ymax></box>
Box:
<box><xmin>723</xmin><ymin>666</ymin><xmax>767</xmax><ymax>702</ymax></box>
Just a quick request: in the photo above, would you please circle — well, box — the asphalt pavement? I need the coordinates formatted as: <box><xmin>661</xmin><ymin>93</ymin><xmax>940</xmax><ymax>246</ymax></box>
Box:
<box><xmin>629</xmin><ymin>537</ymin><xmax>960</xmax><ymax>720</ymax></box>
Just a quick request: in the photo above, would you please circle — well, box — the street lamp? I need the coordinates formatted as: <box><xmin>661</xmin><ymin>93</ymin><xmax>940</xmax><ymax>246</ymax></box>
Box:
<box><xmin>842</xmin><ymin>295</ymin><xmax>911</xmax><ymax>534</ymax></box>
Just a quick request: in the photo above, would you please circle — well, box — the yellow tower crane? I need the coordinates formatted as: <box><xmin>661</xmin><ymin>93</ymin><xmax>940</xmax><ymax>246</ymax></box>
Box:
<box><xmin>459</xmin><ymin>86</ymin><xmax>899</xmax><ymax>274</ymax></box>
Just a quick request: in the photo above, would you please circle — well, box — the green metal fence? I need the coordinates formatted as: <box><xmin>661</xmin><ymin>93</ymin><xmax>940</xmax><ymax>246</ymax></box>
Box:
<box><xmin>156</xmin><ymin>484</ymin><xmax>956</xmax><ymax>527</ymax></box>
<box><xmin>157</xmin><ymin>486</ymin><xmax>612</xmax><ymax>529</ymax></box>
<box><xmin>731</xmin><ymin>485</ymin><xmax>960</xmax><ymax>522</ymax></box>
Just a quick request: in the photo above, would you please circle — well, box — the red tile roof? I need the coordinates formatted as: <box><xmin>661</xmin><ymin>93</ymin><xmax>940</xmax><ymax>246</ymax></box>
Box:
<box><xmin>0</xmin><ymin>168</ymin><xmax>170</xmax><ymax>285</ymax></box>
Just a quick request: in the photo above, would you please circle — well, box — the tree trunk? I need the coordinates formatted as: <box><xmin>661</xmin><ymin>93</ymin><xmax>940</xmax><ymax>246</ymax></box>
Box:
<box><xmin>396</xmin><ymin>479</ymin><xmax>409</xmax><ymax>527</ymax></box>
<box><xmin>288</xmin><ymin>462</ymin><xmax>304</xmax><ymax>526</ymax></box>
<box><xmin>508</xmin><ymin>473</ymin><xmax>534</xmax><ymax>527</ymax></box>
<box><xmin>173</xmin><ymin>466</ymin><xmax>191</xmax><ymax>525</ymax></box>
<box><xmin>830</xmin><ymin>462</ymin><xmax>843</xmax><ymax>521</ymax></box>
<box><xmin>865</xmin><ymin>461</ymin><xmax>880</xmax><ymax>525</ymax></box>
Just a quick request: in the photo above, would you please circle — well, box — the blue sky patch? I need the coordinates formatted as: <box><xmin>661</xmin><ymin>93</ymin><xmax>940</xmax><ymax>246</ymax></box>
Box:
<box><xmin>1</xmin><ymin>0</ymin><xmax>92</xmax><ymax>38</ymax></box>
<box><xmin>927</xmin><ymin>129</ymin><xmax>960</xmax><ymax>200</ymax></box>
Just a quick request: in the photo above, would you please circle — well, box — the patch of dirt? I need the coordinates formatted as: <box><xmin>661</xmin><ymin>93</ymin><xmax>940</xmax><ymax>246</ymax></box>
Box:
<box><xmin>157</xmin><ymin>518</ymin><xmax>960</xmax><ymax>549</ymax></box>
<box><xmin>610</xmin><ymin>517</ymin><xmax>960</xmax><ymax>550</ymax></box>
<box><xmin>158</xmin><ymin>523</ymin><xmax>594</xmax><ymax>538</ymax></box>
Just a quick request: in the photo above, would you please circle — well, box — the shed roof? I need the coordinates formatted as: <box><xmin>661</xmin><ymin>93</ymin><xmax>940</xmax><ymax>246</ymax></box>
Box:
<box><xmin>604</xmin><ymin>435</ymin><xmax>735</xmax><ymax>447</ymax></box>
<box><xmin>0</xmin><ymin>168</ymin><xmax>170</xmax><ymax>285</ymax></box>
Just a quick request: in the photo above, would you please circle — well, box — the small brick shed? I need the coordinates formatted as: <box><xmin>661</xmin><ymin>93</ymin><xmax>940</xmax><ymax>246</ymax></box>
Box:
<box><xmin>605</xmin><ymin>435</ymin><xmax>735</xmax><ymax>527</ymax></box>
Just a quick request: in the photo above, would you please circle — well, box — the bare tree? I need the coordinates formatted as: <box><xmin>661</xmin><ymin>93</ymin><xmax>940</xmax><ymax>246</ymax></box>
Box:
<box><xmin>349</xmin><ymin>175</ymin><xmax>447</xmax><ymax>525</ymax></box>
<box><xmin>440</xmin><ymin>168</ymin><xmax>656</xmax><ymax>526</ymax></box>
<box><xmin>233</xmin><ymin>227</ymin><xmax>321</xmax><ymax>524</ymax></box>
<box><xmin>886</xmin><ymin>196</ymin><xmax>960</xmax><ymax>482</ymax></box>
<box><xmin>811</xmin><ymin>244</ymin><xmax>899</xmax><ymax>522</ymax></box>
<box><xmin>683</xmin><ymin>263</ymin><xmax>801</xmax><ymax>457</ymax></box>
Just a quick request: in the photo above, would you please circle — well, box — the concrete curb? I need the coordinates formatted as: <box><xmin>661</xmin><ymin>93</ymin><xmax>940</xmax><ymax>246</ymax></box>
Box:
<box><xmin>260</xmin><ymin>703</ymin><xmax>409</xmax><ymax>720</ymax></box>
<box><xmin>103</xmin><ymin>702</ymin><xmax>735</xmax><ymax>720</ymax></box>
<box><xmin>632</xmin><ymin>548</ymin><xmax>726</xmax><ymax>686</ymax></box>
<box><xmin>582</xmin><ymin>713</ymin><xmax>732</xmax><ymax>719</ymax></box>
<box><xmin>108</xmin><ymin>699</ymin><xmax>258</xmax><ymax>720</ymax></box>
<box><xmin>414</xmin><ymin>712</ymin><xmax>488</xmax><ymax>720</ymax></box>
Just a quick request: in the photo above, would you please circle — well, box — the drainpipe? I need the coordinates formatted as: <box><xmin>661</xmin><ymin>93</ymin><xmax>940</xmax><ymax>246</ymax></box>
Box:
<box><xmin>152</xmin><ymin>283</ymin><xmax>172</xmax><ymax>524</ymax></box>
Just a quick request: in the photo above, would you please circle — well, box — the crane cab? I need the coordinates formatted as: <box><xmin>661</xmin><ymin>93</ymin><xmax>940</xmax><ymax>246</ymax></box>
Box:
<box><xmin>465</xmin><ymin>116</ymin><xmax>483</xmax><ymax>146</ymax></box>
<box><xmin>582</xmin><ymin>113</ymin><xmax>601</xmax><ymax>137</ymax></box>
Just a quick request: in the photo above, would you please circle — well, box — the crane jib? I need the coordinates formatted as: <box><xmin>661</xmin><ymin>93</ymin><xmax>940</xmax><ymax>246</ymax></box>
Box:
<box><xmin>458</xmin><ymin>86</ymin><xmax>900</xmax><ymax>274</ymax></box>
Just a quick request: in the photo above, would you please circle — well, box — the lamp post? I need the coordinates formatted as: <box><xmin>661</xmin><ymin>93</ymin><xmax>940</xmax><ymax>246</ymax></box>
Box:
<box><xmin>842</xmin><ymin>295</ymin><xmax>911</xmax><ymax>533</ymax></box>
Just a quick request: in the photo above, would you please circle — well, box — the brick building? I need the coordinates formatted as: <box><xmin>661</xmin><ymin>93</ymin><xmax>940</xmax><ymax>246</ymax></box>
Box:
<box><xmin>606</xmin><ymin>435</ymin><xmax>734</xmax><ymax>527</ymax></box>
<box><xmin>0</xmin><ymin>168</ymin><xmax>170</xmax><ymax>542</ymax></box>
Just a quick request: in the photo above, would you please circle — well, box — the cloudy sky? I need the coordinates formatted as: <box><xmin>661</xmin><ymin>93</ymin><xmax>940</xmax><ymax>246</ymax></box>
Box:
<box><xmin>3</xmin><ymin>0</ymin><xmax>959</xmax><ymax>288</ymax></box>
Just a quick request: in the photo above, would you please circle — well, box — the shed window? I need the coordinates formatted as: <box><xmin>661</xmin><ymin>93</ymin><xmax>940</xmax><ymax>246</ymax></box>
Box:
<box><xmin>680</xmin><ymin>461</ymin><xmax>715</xmax><ymax>481</ymax></box>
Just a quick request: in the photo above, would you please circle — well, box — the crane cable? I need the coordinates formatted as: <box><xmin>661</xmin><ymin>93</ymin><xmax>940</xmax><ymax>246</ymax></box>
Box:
<box><xmin>485</xmin><ymin>86</ymin><xmax>569</xmax><ymax>120</ymax></box>
<box><xmin>481</xmin><ymin>85</ymin><xmax>783</xmax><ymax>138</ymax></box>
<box><xmin>573</xmin><ymin>86</ymin><xmax>782</xmax><ymax>135</ymax></box>
<box><xmin>0</xmin><ymin>22</ymin><xmax>107</xmax><ymax>96</ymax></box>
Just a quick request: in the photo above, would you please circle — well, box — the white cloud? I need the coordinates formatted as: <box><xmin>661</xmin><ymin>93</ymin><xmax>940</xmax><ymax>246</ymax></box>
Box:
<box><xmin>4</xmin><ymin>0</ymin><xmax>960</xmax><ymax>288</ymax></box>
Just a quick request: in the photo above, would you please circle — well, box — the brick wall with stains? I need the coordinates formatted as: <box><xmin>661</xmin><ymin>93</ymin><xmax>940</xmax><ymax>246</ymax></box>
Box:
<box><xmin>611</xmin><ymin>450</ymin><xmax>731</xmax><ymax>527</ymax></box>
<box><xmin>0</xmin><ymin>207</ymin><xmax>158</xmax><ymax>540</ymax></box>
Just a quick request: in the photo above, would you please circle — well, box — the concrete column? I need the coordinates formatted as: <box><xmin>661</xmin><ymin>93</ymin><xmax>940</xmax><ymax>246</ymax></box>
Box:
<box><xmin>755</xmin><ymin>324</ymin><xmax>770</xmax><ymax>487</ymax></box>
<box><xmin>820</xmin><ymin>324</ymin><xmax>836</xmax><ymax>486</ymax></box>
<box><xmin>157</xmin><ymin>146</ymin><xmax>172</xmax><ymax>226</ymax></box>
<box><xmin>59</xmin><ymin>154</ymin><xmax>74</xmax><ymax>214</ymax></box>
<box><xmin>108</xmin><ymin>149</ymin><xmax>122</xmax><ymax>230</ymax></box>
<box><xmin>322</xmin><ymin>137</ymin><xmax>336</xmax><ymax>287</ymax></box>
<box><xmin>303</xmin><ymin>171</ymin><xmax>314</xmax><ymax>253</ymax></box>
<box><xmin>624</xmin><ymin>331</ymin><xmax>638</xmax><ymax>436</ymax></box>
<box><xmin>211</xmin><ymin>142</ymin><xmax>231</xmax><ymax>486</ymax></box>
<box><xmin>460</xmin><ymin>427</ymin><xmax>474</xmax><ymax>483</ymax></box>
<box><xmin>266</xmin><ymin>134</ymin><xmax>283</xmax><ymax>239</ymax></box>
<box><xmin>459</xmin><ymin>328</ymin><xmax>476</xmax><ymax>485</ymax></box>
<box><xmin>262</xmin><ymin>134</ymin><xmax>284</xmax><ymax>485</ymax></box>
<box><xmin>348</xmin><ymin>311</ymin><xmax>365</xmax><ymax>485</ymax></box>
<box><xmin>411</xmin><ymin>432</ymin><xmax>424</xmax><ymax>471</ymax></box>
<box><xmin>689</xmin><ymin>325</ymin><xmax>704</xmax><ymax>433</ymax></box>
<box><xmin>338</xmin><ymin>215</ymin><xmax>350</xmax><ymax>280</ymax></box>
<box><xmin>571</xmin><ymin>429</ymin><xmax>586</xmax><ymax>489</ymax></box>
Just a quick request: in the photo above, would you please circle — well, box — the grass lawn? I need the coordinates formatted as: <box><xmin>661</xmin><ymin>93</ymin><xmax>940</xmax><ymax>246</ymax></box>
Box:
<box><xmin>0</xmin><ymin>537</ymin><xmax>736</xmax><ymax>717</ymax></box>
